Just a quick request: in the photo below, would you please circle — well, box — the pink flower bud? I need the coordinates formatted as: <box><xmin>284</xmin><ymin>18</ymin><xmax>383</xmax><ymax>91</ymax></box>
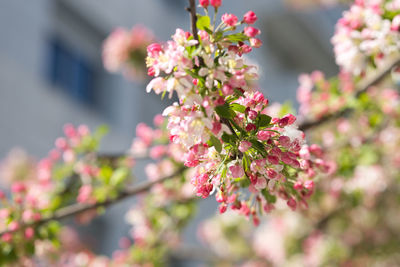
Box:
<box><xmin>11</xmin><ymin>182</ymin><xmax>26</xmax><ymax>194</ymax></box>
<box><xmin>215</xmin><ymin>191</ymin><xmax>226</xmax><ymax>203</ymax></box>
<box><xmin>25</xmin><ymin>227</ymin><xmax>34</xmax><ymax>239</ymax></box>
<box><xmin>309</xmin><ymin>144</ymin><xmax>323</xmax><ymax>157</ymax></box>
<box><xmin>153</xmin><ymin>114</ymin><xmax>164</xmax><ymax>127</ymax></box>
<box><xmin>247</xmin><ymin>110</ymin><xmax>258</xmax><ymax>120</ymax></box>
<box><xmin>210</xmin><ymin>0</ymin><xmax>222</xmax><ymax>8</ymax></box>
<box><xmin>150</xmin><ymin>145</ymin><xmax>166</xmax><ymax>159</ymax></box>
<box><xmin>267</xmin><ymin>169</ymin><xmax>277</xmax><ymax>179</ymax></box>
<box><xmin>2</xmin><ymin>233</ymin><xmax>12</xmax><ymax>242</ymax></box>
<box><xmin>392</xmin><ymin>15</ymin><xmax>400</xmax><ymax>31</ymax></box>
<box><xmin>287</xmin><ymin>197</ymin><xmax>297</xmax><ymax>211</ymax></box>
<box><xmin>304</xmin><ymin>180</ymin><xmax>315</xmax><ymax>190</ymax></box>
<box><xmin>212</xmin><ymin>122</ymin><xmax>222</xmax><ymax>135</ymax></box>
<box><xmin>293</xmin><ymin>181</ymin><xmax>303</xmax><ymax>191</ymax></box>
<box><xmin>0</xmin><ymin>190</ymin><xmax>5</xmax><ymax>200</ymax></box>
<box><xmin>222</xmin><ymin>13</ymin><xmax>238</xmax><ymax>27</ymax></box>
<box><xmin>8</xmin><ymin>221</ymin><xmax>19</xmax><ymax>232</ymax></box>
<box><xmin>245</xmin><ymin>123</ymin><xmax>256</xmax><ymax>132</ymax></box>
<box><xmin>147</xmin><ymin>67</ymin><xmax>155</xmax><ymax>76</ymax></box>
<box><xmin>55</xmin><ymin>137</ymin><xmax>68</xmax><ymax>150</ymax></box>
<box><xmin>238</xmin><ymin>141</ymin><xmax>252</xmax><ymax>153</ymax></box>
<box><xmin>63</xmin><ymin>123</ymin><xmax>76</xmax><ymax>138</ymax></box>
<box><xmin>244</xmin><ymin>27</ymin><xmax>260</xmax><ymax>37</ymax></box>
<box><xmin>267</xmin><ymin>155</ymin><xmax>280</xmax><ymax>165</ymax></box>
<box><xmin>199</xmin><ymin>0</ymin><xmax>209</xmax><ymax>7</ymax></box>
<box><xmin>243</xmin><ymin>11</ymin><xmax>257</xmax><ymax>24</ymax></box>
<box><xmin>279</xmin><ymin>136</ymin><xmax>291</xmax><ymax>148</ymax></box>
<box><xmin>253</xmin><ymin>215</ymin><xmax>260</xmax><ymax>226</ymax></box>
<box><xmin>147</xmin><ymin>43</ymin><xmax>162</xmax><ymax>56</ymax></box>
<box><xmin>263</xmin><ymin>203</ymin><xmax>275</xmax><ymax>213</ymax></box>
<box><xmin>255</xmin><ymin>177</ymin><xmax>267</xmax><ymax>190</ymax></box>
<box><xmin>250</xmin><ymin>38</ymin><xmax>263</xmax><ymax>48</ymax></box>
<box><xmin>222</xmin><ymin>84</ymin><xmax>234</xmax><ymax>95</ymax></box>
<box><xmin>219</xmin><ymin>203</ymin><xmax>227</xmax><ymax>213</ymax></box>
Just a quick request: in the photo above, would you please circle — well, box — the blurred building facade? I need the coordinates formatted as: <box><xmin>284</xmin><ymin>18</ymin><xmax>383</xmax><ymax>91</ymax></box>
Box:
<box><xmin>0</xmin><ymin>0</ymin><xmax>343</xmax><ymax>260</ymax></box>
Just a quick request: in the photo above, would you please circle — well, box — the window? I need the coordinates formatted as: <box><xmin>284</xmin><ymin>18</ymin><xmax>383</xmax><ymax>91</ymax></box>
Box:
<box><xmin>47</xmin><ymin>38</ymin><xmax>94</xmax><ymax>104</ymax></box>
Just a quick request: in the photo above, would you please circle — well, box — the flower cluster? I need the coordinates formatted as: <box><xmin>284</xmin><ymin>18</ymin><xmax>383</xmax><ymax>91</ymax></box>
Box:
<box><xmin>332</xmin><ymin>0</ymin><xmax>400</xmax><ymax>75</ymax></box>
<box><xmin>0</xmin><ymin>124</ymin><xmax>134</xmax><ymax>263</ymax></box>
<box><xmin>145</xmin><ymin>3</ymin><xmax>326</xmax><ymax>223</ymax></box>
<box><xmin>103</xmin><ymin>25</ymin><xmax>155</xmax><ymax>80</ymax></box>
<box><xmin>297</xmin><ymin>71</ymin><xmax>355</xmax><ymax>120</ymax></box>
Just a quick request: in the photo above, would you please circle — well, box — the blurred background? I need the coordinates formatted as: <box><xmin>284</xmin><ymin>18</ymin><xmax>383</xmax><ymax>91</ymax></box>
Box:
<box><xmin>0</xmin><ymin>0</ymin><xmax>344</xmax><ymax>264</ymax></box>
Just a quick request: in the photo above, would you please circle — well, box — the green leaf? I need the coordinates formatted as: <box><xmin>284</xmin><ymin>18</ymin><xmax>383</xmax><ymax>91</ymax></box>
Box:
<box><xmin>230</xmin><ymin>103</ymin><xmax>246</xmax><ymax>113</ymax></box>
<box><xmin>261</xmin><ymin>189</ymin><xmax>277</xmax><ymax>203</ymax></box>
<box><xmin>209</xmin><ymin>135</ymin><xmax>222</xmax><ymax>153</ymax></box>
<box><xmin>250</xmin><ymin>139</ymin><xmax>266</xmax><ymax>155</ymax></box>
<box><xmin>258</xmin><ymin>114</ymin><xmax>272</xmax><ymax>127</ymax></box>
<box><xmin>215</xmin><ymin>104</ymin><xmax>234</xmax><ymax>119</ymax></box>
<box><xmin>99</xmin><ymin>166</ymin><xmax>113</xmax><ymax>184</ymax></box>
<box><xmin>221</xmin><ymin>132</ymin><xmax>234</xmax><ymax>144</ymax></box>
<box><xmin>225</xmin><ymin>33</ymin><xmax>249</xmax><ymax>42</ymax></box>
<box><xmin>196</xmin><ymin>15</ymin><xmax>211</xmax><ymax>31</ymax></box>
<box><xmin>94</xmin><ymin>125</ymin><xmax>109</xmax><ymax>140</ymax></box>
<box><xmin>110</xmin><ymin>168</ymin><xmax>129</xmax><ymax>186</ymax></box>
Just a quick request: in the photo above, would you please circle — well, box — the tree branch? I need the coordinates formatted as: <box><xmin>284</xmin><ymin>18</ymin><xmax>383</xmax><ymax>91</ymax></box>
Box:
<box><xmin>188</xmin><ymin>0</ymin><xmax>199</xmax><ymax>41</ymax></box>
<box><xmin>299</xmin><ymin>56</ymin><xmax>400</xmax><ymax>131</ymax></box>
<box><xmin>0</xmin><ymin>166</ymin><xmax>186</xmax><ymax>237</ymax></box>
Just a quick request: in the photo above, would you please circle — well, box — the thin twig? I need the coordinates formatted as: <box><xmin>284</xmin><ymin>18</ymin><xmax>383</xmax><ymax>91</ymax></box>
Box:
<box><xmin>0</xmin><ymin>167</ymin><xmax>186</xmax><ymax>237</ymax></box>
<box><xmin>299</xmin><ymin>56</ymin><xmax>400</xmax><ymax>131</ymax></box>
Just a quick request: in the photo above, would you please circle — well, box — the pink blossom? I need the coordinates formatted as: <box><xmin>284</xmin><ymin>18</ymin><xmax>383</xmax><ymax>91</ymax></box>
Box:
<box><xmin>250</xmin><ymin>38</ymin><xmax>263</xmax><ymax>48</ymax></box>
<box><xmin>304</xmin><ymin>180</ymin><xmax>315</xmax><ymax>190</ymax></box>
<box><xmin>257</xmin><ymin>131</ymin><xmax>271</xmax><ymax>141</ymax></box>
<box><xmin>147</xmin><ymin>43</ymin><xmax>162</xmax><ymax>56</ymax></box>
<box><xmin>222</xmin><ymin>84</ymin><xmax>234</xmax><ymax>95</ymax></box>
<box><xmin>77</xmin><ymin>185</ymin><xmax>93</xmax><ymax>204</ymax></box>
<box><xmin>244</xmin><ymin>27</ymin><xmax>261</xmax><ymax>37</ymax></box>
<box><xmin>150</xmin><ymin>145</ymin><xmax>166</xmax><ymax>159</ymax></box>
<box><xmin>248</xmin><ymin>110</ymin><xmax>258</xmax><ymax>120</ymax></box>
<box><xmin>2</xmin><ymin>233</ymin><xmax>12</xmax><ymax>242</ymax></box>
<box><xmin>243</xmin><ymin>11</ymin><xmax>258</xmax><ymax>24</ymax></box>
<box><xmin>229</xmin><ymin>165</ymin><xmax>245</xmax><ymax>178</ymax></box>
<box><xmin>11</xmin><ymin>182</ymin><xmax>26</xmax><ymax>193</ymax></box>
<box><xmin>8</xmin><ymin>221</ymin><xmax>19</xmax><ymax>232</ymax></box>
<box><xmin>239</xmin><ymin>141</ymin><xmax>252</xmax><ymax>153</ymax></box>
<box><xmin>267</xmin><ymin>155</ymin><xmax>280</xmax><ymax>165</ymax></box>
<box><xmin>222</xmin><ymin>14</ymin><xmax>238</xmax><ymax>27</ymax></box>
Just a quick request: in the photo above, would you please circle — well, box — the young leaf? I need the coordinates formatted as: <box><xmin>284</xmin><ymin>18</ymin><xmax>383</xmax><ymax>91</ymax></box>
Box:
<box><xmin>209</xmin><ymin>135</ymin><xmax>222</xmax><ymax>153</ymax></box>
<box><xmin>215</xmin><ymin>104</ymin><xmax>234</xmax><ymax>119</ymax></box>
<box><xmin>261</xmin><ymin>189</ymin><xmax>277</xmax><ymax>203</ymax></box>
<box><xmin>250</xmin><ymin>139</ymin><xmax>267</xmax><ymax>155</ymax></box>
<box><xmin>230</xmin><ymin>103</ymin><xmax>246</xmax><ymax>113</ymax></box>
<box><xmin>197</xmin><ymin>15</ymin><xmax>211</xmax><ymax>31</ymax></box>
<box><xmin>225</xmin><ymin>33</ymin><xmax>249</xmax><ymax>42</ymax></box>
<box><xmin>110</xmin><ymin>168</ymin><xmax>129</xmax><ymax>186</ymax></box>
<box><xmin>258</xmin><ymin>114</ymin><xmax>272</xmax><ymax>127</ymax></box>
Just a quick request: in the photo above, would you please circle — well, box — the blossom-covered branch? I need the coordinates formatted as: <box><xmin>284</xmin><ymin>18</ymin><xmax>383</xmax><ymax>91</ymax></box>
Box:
<box><xmin>0</xmin><ymin>166</ymin><xmax>185</xmax><ymax>238</ymax></box>
<box><xmin>299</xmin><ymin>55</ymin><xmax>400</xmax><ymax>131</ymax></box>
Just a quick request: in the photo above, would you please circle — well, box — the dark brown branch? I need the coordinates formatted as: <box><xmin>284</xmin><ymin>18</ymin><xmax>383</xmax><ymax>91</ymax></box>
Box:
<box><xmin>0</xmin><ymin>166</ymin><xmax>186</xmax><ymax>237</ymax></box>
<box><xmin>188</xmin><ymin>0</ymin><xmax>199</xmax><ymax>41</ymax></box>
<box><xmin>299</xmin><ymin>56</ymin><xmax>400</xmax><ymax>131</ymax></box>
